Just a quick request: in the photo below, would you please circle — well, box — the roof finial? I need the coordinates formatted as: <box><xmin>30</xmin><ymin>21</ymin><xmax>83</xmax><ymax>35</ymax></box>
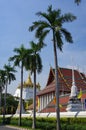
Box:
<box><xmin>72</xmin><ymin>66</ymin><xmax>75</xmax><ymax>86</ymax></box>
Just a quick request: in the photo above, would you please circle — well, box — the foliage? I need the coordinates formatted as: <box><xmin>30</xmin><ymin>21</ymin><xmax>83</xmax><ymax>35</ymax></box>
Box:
<box><xmin>29</xmin><ymin>5</ymin><xmax>76</xmax><ymax>51</ymax></box>
<box><xmin>0</xmin><ymin>93</ymin><xmax>18</xmax><ymax>114</ymax></box>
<box><xmin>0</xmin><ymin>116</ymin><xmax>86</xmax><ymax>130</ymax></box>
<box><xmin>3</xmin><ymin>64</ymin><xmax>16</xmax><ymax>84</ymax></box>
<box><xmin>75</xmin><ymin>0</ymin><xmax>81</xmax><ymax>5</ymax></box>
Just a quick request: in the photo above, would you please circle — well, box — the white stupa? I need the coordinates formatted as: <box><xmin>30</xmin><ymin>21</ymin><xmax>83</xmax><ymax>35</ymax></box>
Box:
<box><xmin>66</xmin><ymin>68</ymin><xmax>83</xmax><ymax>112</ymax></box>
<box><xmin>70</xmin><ymin>68</ymin><xmax>78</xmax><ymax>98</ymax></box>
<box><xmin>14</xmin><ymin>74</ymin><xmax>40</xmax><ymax>101</ymax></box>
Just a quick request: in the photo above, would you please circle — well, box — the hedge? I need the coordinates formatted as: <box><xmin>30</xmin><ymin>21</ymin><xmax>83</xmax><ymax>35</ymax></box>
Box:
<box><xmin>0</xmin><ymin>116</ymin><xmax>86</xmax><ymax>130</ymax></box>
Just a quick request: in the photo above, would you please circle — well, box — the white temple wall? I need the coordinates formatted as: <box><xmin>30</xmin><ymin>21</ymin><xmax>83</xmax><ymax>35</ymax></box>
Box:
<box><xmin>14</xmin><ymin>87</ymin><xmax>39</xmax><ymax>101</ymax></box>
<box><xmin>38</xmin><ymin>92</ymin><xmax>55</xmax><ymax>112</ymax></box>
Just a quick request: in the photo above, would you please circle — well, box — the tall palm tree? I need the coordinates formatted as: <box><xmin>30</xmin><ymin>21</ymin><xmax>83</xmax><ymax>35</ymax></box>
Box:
<box><xmin>25</xmin><ymin>41</ymin><xmax>42</xmax><ymax>129</ymax></box>
<box><xmin>9</xmin><ymin>44</ymin><xmax>32</xmax><ymax>126</ymax></box>
<box><xmin>29</xmin><ymin>5</ymin><xmax>76</xmax><ymax>130</ymax></box>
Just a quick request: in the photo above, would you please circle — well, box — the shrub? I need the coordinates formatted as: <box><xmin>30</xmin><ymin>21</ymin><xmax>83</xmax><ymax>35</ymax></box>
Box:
<box><xmin>0</xmin><ymin>116</ymin><xmax>86</xmax><ymax>130</ymax></box>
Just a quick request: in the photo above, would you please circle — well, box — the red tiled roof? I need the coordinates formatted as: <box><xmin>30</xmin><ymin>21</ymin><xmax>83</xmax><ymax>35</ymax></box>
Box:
<box><xmin>37</xmin><ymin>80</ymin><xmax>55</xmax><ymax>95</ymax></box>
<box><xmin>37</xmin><ymin>67</ymin><xmax>86</xmax><ymax>96</ymax></box>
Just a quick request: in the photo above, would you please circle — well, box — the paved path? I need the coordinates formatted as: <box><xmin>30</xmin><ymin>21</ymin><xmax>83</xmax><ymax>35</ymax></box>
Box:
<box><xmin>0</xmin><ymin>125</ymin><xmax>29</xmax><ymax>130</ymax></box>
<box><xmin>0</xmin><ymin>126</ymin><xmax>18</xmax><ymax>130</ymax></box>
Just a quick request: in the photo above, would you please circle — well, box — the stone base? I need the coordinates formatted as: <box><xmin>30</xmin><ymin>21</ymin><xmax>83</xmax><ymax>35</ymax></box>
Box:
<box><xmin>66</xmin><ymin>103</ymin><xmax>83</xmax><ymax>112</ymax></box>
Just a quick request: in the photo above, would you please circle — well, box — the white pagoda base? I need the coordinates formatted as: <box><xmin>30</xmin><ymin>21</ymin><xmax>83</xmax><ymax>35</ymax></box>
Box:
<box><xmin>16</xmin><ymin>101</ymin><xmax>26</xmax><ymax>114</ymax></box>
<box><xmin>66</xmin><ymin>98</ymin><xmax>83</xmax><ymax>112</ymax></box>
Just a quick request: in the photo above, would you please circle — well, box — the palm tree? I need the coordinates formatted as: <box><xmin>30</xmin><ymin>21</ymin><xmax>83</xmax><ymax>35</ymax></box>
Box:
<box><xmin>0</xmin><ymin>82</ymin><xmax>3</xmax><ymax>114</ymax></box>
<box><xmin>9</xmin><ymin>44</ymin><xmax>32</xmax><ymax>126</ymax></box>
<box><xmin>0</xmin><ymin>84</ymin><xmax>2</xmax><ymax>108</ymax></box>
<box><xmin>3</xmin><ymin>64</ymin><xmax>16</xmax><ymax>114</ymax></box>
<box><xmin>0</xmin><ymin>70</ymin><xmax>5</xmax><ymax>110</ymax></box>
<box><xmin>4</xmin><ymin>64</ymin><xmax>16</xmax><ymax>95</ymax></box>
<box><xmin>25</xmin><ymin>41</ymin><xmax>42</xmax><ymax>129</ymax></box>
<box><xmin>0</xmin><ymin>69</ymin><xmax>6</xmax><ymax>123</ymax></box>
<box><xmin>0</xmin><ymin>65</ymin><xmax>16</xmax><ymax>123</ymax></box>
<box><xmin>29</xmin><ymin>5</ymin><xmax>76</xmax><ymax>130</ymax></box>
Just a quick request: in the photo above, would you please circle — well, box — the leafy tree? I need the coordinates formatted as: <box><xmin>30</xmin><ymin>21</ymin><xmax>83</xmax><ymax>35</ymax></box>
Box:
<box><xmin>1</xmin><ymin>93</ymin><xmax>18</xmax><ymax>114</ymax></box>
<box><xmin>29</xmin><ymin>5</ymin><xmax>76</xmax><ymax>130</ymax></box>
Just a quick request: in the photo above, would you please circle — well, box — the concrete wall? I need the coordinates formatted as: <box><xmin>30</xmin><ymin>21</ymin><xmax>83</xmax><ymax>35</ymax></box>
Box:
<box><xmin>11</xmin><ymin>111</ymin><xmax>86</xmax><ymax>118</ymax></box>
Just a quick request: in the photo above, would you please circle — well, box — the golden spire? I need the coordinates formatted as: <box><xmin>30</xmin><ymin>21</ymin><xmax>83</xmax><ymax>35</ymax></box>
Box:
<box><xmin>24</xmin><ymin>74</ymin><xmax>33</xmax><ymax>87</ymax></box>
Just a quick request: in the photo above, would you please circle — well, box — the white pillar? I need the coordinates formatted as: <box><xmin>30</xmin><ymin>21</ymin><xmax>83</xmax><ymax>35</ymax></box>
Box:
<box><xmin>41</xmin><ymin>95</ymin><xmax>43</xmax><ymax>110</ymax></box>
<box><xmin>47</xmin><ymin>94</ymin><xmax>48</xmax><ymax>105</ymax></box>
<box><xmin>40</xmin><ymin>96</ymin><xmax>42</xmax><ymax>111</ymax></box>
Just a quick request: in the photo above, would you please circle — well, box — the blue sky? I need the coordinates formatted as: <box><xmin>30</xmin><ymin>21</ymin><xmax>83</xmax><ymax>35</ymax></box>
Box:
<box><xmin>0</xmin><ymin>0</ymin><xmax>86</xmax><ymax>95</ymax></box>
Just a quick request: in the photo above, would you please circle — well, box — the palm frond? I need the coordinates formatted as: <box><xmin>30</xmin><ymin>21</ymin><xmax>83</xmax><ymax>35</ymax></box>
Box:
<box><xmin>36</xmin><ymin>6</ymin><xmax>61</xmax><ymax>26</ymax></box>
<box><xmin>29</xmin><ymin>5</ymin><xmax>76</xmax><ymax>53</ymax></box>
<box><xmin>9</xmin><ymin>55</ymin><xmax>20</xmax><ymax>66</ymax></box>
<box><xmin>3</xmin><ymin>64</ymin><xmax>16</xmax><ymax>84</ymax></box>
<box><xmin>62</xmin><ymin>13</ymin><xmax>76</xmax><ymax>23</ymax></box>
<box><xmin>61</xmin><ymin>28</ymin><xmax>73</xmax><ymax>43</ymax></box>
<box><xmin>30</xmin><ymin>41</ymin><xmax>41</xmax><ymax>52</ymax></box>
<box><xmin>36</xmin><ymin>54</ymin><xmax>42</xmax><ymax>73</ymax></box>
<box><xmin>55</xmin><ymin>31</ymin><xmax>63</xmax><ymax>51</ymax></box>
<box><xmin>36</xmin><ymin>12</ymin><xmax>50</xmax><ymax>21</ymax></box>
<box><xmin>29</xmin><ymin>21</ymin><xmax>41</xmax><ymax>32</ymax></box>
<box><xmin>38</xmin><ymin>30</ymin><xmax>50</xmax><ymax>42</ymax></box>
<box><xmin>75</xmin><ymin>0</ymin><xmax>81</xmax><ymax>5</ymax></box>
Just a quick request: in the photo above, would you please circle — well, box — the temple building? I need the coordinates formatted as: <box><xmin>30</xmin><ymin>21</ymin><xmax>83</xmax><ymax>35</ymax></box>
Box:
<box><xmin>37</xmin><ymin>67</ymin><xmax>86</xmax><ymax>112</ymax></box>
<box><xmin>14</xmin><ymin>74</ymin><xmax>41</xmax><ymax>101</ymax></box>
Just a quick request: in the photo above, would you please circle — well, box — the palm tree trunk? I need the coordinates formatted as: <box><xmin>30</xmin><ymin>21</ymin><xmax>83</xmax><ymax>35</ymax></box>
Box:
<box><xmin>32</xmin><ymin>69</ymin><xmax>36</xmax><ymax>129</ymax></box>
<box><xmin>4</xmin><ymin>84</ymin><xmax>7</xmax><ymax>108</ymax></box>
<box><xmin>0</xmin><ymin>87</ymin><xmax>2</xmax><ymax>107</ymax></box>
<box><xmin>19</xmin><ymin>63</ymin><xmax>23</xmax><ymax>126</ymax></box>
<box><xmin>0</xmin><ymin>87</ymin><xmax>2</xmax><ymax>115</ymax></box>
<box><xmin>3</xmin><ymin>84</ymin><xmax>7</xmax><ymax>124</ymax></box>
<box><xmin>53</xmin><ymin>29</ymin><xmax>60</xmax><ymax>130</ymax></box>
<box><xmin>0</xmin><ymin>93</ymin><xmax>1</xmax><ymax>108</ymax></box>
